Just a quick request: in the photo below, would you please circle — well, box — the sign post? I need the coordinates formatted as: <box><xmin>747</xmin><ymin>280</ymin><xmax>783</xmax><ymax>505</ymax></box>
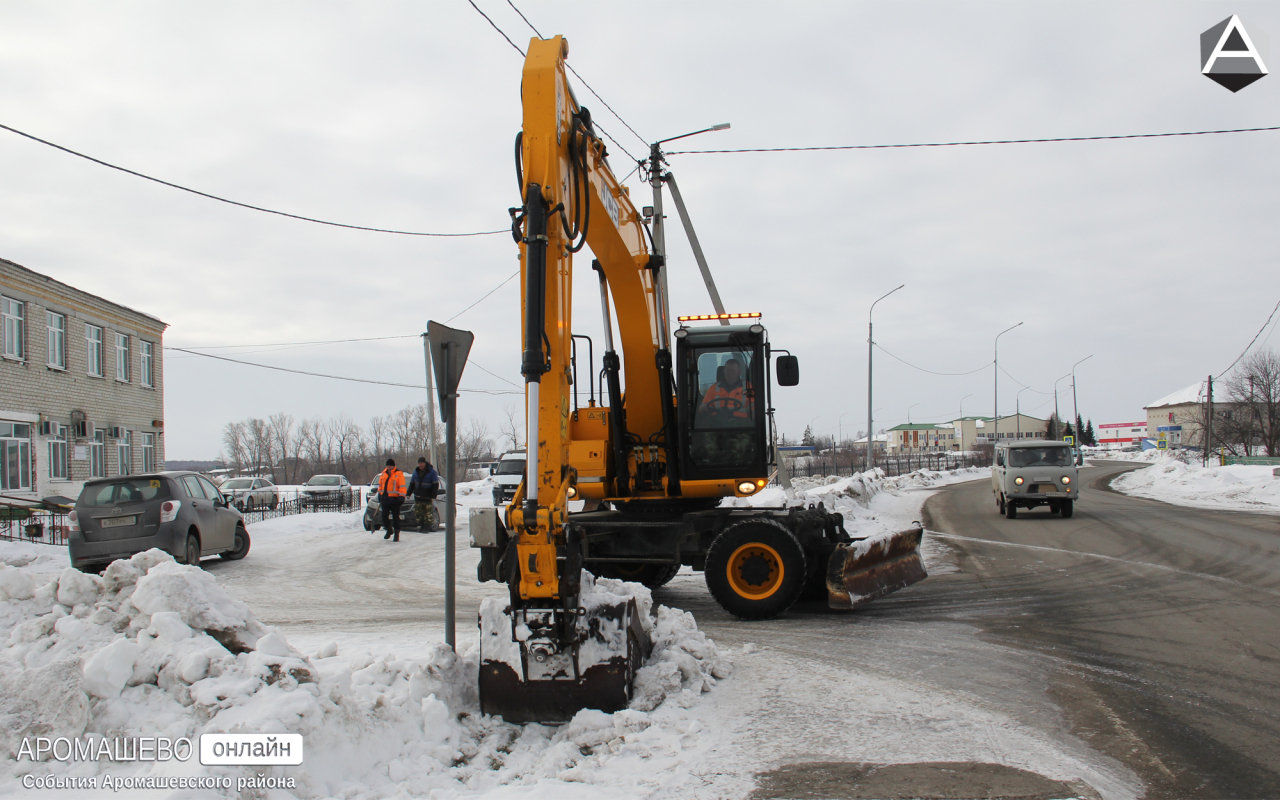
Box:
<box><xmin>427</xmin><ymin>320</ymin><xmax>474</xmax><ymax>651</ymax></box>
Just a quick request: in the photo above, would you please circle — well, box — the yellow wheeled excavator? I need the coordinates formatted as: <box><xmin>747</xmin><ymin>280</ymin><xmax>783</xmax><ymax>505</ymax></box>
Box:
<box><xmin>469</xmin><ymin>35</ymin><xmax>927</xmax><ymax>723</ymax></box>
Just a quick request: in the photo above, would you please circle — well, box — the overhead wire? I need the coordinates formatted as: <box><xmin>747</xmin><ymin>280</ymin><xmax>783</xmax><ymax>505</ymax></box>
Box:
<box><xmin>1215</xmin><ymin>298</ymin><xmax>1280</xmax><ymax>379</ymax></box>
<box><xmin>444</xmin><ymin>269</ymin><xmax>520</xmax><ymax>323</ymax></box>
<box><xmin>873</xmin><ymin>342</ymin><xmax>990</xmax><ymax>377</ymax></box>
<box><xmin>0</xmin><ymin>122</ymin><xmax>505</xmax><ymax>237</ymax></box>
<box><xmin>666</xmin><ymin>124</ymin><xmax>1280</xmax><ymax>155</ymax></box>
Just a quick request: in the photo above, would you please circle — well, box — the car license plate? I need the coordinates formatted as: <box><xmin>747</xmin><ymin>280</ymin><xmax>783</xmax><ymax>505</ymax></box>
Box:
<box><xmin>100</xmin><ymin>516</ymin><xmax>137</xmax><ymax>528</ymax></box>
<box><xmin>1034</xmin><ymin>476</ymin><xmax>1051</xmax><ymax>482</ymax></box>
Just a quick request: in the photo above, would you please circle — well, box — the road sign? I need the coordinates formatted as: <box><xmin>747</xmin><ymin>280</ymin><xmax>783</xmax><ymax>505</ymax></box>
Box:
<box><xmin>1157</xmin><ymin>439</ymin><xmax>1168</xmax><ymax>450</ymax></box>
<box><xmin>426</xmin><ymin>321</ymin><xmax>474</xmax><ymax>424</ymax></box>
<box><xmin>1064</xmin><ymin>435</ymin><xmax>1074</xmax><ymax>445</ymax></box>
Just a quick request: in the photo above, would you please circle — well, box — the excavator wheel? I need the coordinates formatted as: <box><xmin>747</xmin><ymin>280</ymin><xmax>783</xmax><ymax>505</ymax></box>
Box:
<box><xmin>591</xmin><ymin>563</ymin><xmax>680</xmax><ymax>589</ymax></box>
<box><xmin>704</xmin><ymin>519</ymin><xmax>806</xmax><ymax>620</ymax></box>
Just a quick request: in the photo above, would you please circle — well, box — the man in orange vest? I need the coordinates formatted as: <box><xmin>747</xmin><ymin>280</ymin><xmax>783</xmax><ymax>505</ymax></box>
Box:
<box><xmin>377</xmin><ymin>458</ymin><xmax>408</xmax><ymax>541</ymax></box>
<box><xmin>699</xmin><ymin>358</ymin><xmax>754</xmax><ymax>426</ymax></box>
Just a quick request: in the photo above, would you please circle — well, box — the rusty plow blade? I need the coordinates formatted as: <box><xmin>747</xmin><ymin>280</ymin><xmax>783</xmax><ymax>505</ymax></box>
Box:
<box><xmin>826</xmin><ymin>527</ymin><xmax>927</xmax><ymax>610</ymax></box>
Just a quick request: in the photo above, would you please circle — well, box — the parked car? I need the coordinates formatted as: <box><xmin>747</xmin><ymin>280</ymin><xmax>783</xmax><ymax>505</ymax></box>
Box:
<box><xmin>363</xmin><ymin>481</ymin><xmax>447</xmax><ymax>532</ymax></box>
<box><xmin>218</xmin><ymin>477</ymin><xmax>279</xmax><ymax>511</ymax></box>
<box><xmin>300</xmin><ymin>475</ymin><xmax>354</xmax><ymax>509</ymax></box>
<box><xmin>491</xmin><ymin>451</ymin><xmax>527</xmax><ymax>505</ymax></box>
<box><xmin>68</xmin><ymin>472</ymin><xmax>250</xmax><ymax>572</ymax></box>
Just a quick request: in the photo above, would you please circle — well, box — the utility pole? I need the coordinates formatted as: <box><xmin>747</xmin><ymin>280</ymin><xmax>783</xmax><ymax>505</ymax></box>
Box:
<box><xmin>959</xmin><ymin>394</ymin><xmax>973</xmax><ymax>451</ymax></box>
<box><xmin>867</xmin><ymin>285</ymin><xmax>905</xmax><ymax>471</ymax></box>
<box><xmin>1205</xmin><ymin>374</ymin><xmax>1214</xmax><ymax>467</ymax></box>
<box><xmin>1053</xmin><ymin>372</ymin><xmax>1071</xmax><ymax>439</ymax></box>
<box><xmin>1016</xmin><ymin>386</ymin><xmax>1031</xmax><ymax>440</ymax></box>
<box><xmin>993</xmin><ymin>322</ymin><xmax>1024</xmax><ymax>449</ymax></box>
<box><xmin>1071</xmin><ymin>355</ymin><xmax>1093</xmax><ymax>446</ymax></box>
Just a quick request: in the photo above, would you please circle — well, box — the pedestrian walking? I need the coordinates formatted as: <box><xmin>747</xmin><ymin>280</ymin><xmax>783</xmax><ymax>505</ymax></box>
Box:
<box><xmin>377</xmin><ymin>458</ymin><xmax>407</xmax><ymax>542</ymax></box>
<box><xmin>407</xmin><ymin>457</ymin><xmax>441</xmax><ymax>532</ymax></box>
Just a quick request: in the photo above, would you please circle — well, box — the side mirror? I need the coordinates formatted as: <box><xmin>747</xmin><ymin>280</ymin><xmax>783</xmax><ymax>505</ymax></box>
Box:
<box><xmin>776</xmin><ymin>355</ymin><xmax>800</xmax><ymax>387</ymax></box>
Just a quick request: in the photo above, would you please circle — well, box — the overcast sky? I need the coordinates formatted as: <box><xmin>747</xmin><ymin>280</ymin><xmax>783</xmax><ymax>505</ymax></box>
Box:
<box><xmin>2</xmin><ymin>1</ymin><xmax>1278</xmax><ymax>458</ymax></box>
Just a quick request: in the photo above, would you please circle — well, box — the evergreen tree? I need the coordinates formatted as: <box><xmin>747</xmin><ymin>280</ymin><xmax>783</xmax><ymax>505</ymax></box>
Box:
<box><xmin>801</xmin><ymin>425</ymin><xmax>815</xmax><ymax>447</ymax></box>
<box><xmin>1063</xmin><ymin>421</ymin><xmax>1075</xmax><ymax>441</ymax></box>
<box><xmin>1075</xmin><ymin>414</ymin><xmax>1085</xmax><ymax>443</ymax></box>
<box><xmin>1046</xmin><ymin>412</ymin><xmax>1060</xmax><ymax>440</ymax></box>
<box><xmin>1084</xmin><ymin>419</ymin><xmax>1096</xmax><ymax>446</ymax></box>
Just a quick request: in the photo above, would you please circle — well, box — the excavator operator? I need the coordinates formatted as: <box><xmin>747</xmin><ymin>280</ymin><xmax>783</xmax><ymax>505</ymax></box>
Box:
<box><xmin>698</xmin><ymin>358</ymin><xmax>754</xmax><ymax>426</ymax></box>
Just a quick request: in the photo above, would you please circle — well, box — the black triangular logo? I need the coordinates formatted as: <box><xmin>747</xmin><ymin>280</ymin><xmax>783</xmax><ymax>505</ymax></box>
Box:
<box><xmin>1223</xmin><ymin>27</ymin><xmax>1249</xmax><ymax>51</ymax></box>
<box><xmin>1206</xmin><ymin>72</ymin><xmax>1265</xmax><ymax>92</ymax></box>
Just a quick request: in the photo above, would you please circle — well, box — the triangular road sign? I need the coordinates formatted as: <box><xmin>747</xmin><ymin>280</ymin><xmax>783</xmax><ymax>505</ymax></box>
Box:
<box><xmin>427</xmin><ymin>321</ymin><xmax>474</xmax><ymax>423</ymax></box>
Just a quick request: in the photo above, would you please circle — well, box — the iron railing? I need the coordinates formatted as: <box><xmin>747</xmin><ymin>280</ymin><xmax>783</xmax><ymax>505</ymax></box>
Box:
<box><xmin>786</xmin><ymin>451</ymin><xmax>991</xmax><ymax>480</ymax></box>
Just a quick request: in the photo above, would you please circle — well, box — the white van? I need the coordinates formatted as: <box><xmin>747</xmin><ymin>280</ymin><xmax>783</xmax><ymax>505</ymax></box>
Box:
<box><xmin>992</xmin><ymin>440</ymin><xmax>1079</xmax><ymax>519</ymax></box>
<box><xmin>491</xmin><ymin>451</ymin><xmax>526</xmax><ymax>506</ymax></box>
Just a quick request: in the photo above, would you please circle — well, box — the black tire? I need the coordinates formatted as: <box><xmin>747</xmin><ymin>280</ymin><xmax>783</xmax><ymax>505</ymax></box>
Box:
<box><xmin>493</xmin><ymin>488</ymin><xmax>505</xmax><ymax>506</ymax></box>
<box><xmin>1005</xmin><ymin>502</ymin><xmax>1017</xmax><ymax>519</ymax></box>
<box><xmin>997</xmin><ymin>494</ymin><xmax>1005</xmax><ymax>514</ymax></box>
<box><xmin>269</xmin><ymin>495</ymin><xmax>278</xmax><ymax>510</ymax></box>
<box><xmin>221</xmin><ymin>525</ymin><xmax>251</xmax><ymax>560</ymax></box>
<box><xmin>184</xmin><ymin>534</ymin><xmax>201</xmax><ymax>566</ymax></box>
<box><xmin>235</xmin><ymin>499</ymin><xmax>245</xmax><ymax>511</ymax></box>
<box><xmin>245</xmin><ymin>497</ymin><xmax>255</xmax><ymax>512</ymax></box>
<box><xmin>1060</xmin><ymin>499</ymin><xmax>1074</xmax><ymax>518</ymax></box>
<box><xmin>363</xmin><ymin>516</ymin><xmax>373</xmax><ymax>532</ymax></box>
<box><xmin>704</xmin><ymin>519</ymin><xmax>806</xmax><ymax>620</ymax></box>
<box><xmin>591</xmin><ymin>562</ymin><xmax>680</xmax><ymax>588</ymax></box>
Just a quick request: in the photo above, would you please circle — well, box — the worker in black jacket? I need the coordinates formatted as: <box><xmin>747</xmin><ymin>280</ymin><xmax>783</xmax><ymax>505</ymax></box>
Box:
<box><xmin>407</xmin><ymin>457</ymin><xmax>441</xmax><ymax>531</ymax></box>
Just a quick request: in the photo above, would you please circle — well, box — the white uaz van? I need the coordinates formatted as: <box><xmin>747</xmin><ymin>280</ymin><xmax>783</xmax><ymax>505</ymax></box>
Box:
<box><xmin>992</xmin><ymin>440</ymin><xmax>1079</xmax><ymax>519</ymax></box>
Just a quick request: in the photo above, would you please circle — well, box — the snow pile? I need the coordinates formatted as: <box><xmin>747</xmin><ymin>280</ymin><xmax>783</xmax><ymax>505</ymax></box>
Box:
<box><xmin>0</xmin><ymin>550</ymin><xmax>730</xmax><ymax>797</ymax></box>
<box><xmin>1111</xmin><ymin>457</ymin><xmax>1280</xmax><ymax>513</ymax></box>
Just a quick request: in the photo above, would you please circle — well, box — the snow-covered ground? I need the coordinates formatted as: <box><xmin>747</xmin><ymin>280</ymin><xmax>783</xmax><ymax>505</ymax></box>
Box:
<box><xmin>1107</xmin><ymin>455</ymin><xmax>1280</xmax><ymax>514</ymax></box>
<box><xmin>0</xmin><ymin>468</ymin><xmax>1139</xmax><ymax>799</ymax></box>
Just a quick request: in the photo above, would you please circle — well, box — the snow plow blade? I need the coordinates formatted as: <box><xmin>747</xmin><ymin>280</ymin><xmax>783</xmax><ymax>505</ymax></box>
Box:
<box><xmin>478</xmin><ymin>597</ymin><xmax>650</xmax><ymax>724</ymax></box>
<box><xmin>826</xmin><ymin>527</ymin><xmax>927</xmax><ymax>609</ymax></box>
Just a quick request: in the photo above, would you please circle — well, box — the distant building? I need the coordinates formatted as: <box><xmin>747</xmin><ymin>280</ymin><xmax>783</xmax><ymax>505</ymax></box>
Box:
<box><xmin>893</xmin><ymin>415</ymin><xmax>1047</xmax><ymax>452</ymax></box>
<box><xmin>1097</xmin><ymin>421</ymin><xmax>1148</xmax><ymax>446</ymax></box>
<box><xmin>1144</xmin><ymin>382</ymin><xmax>1228</xmax><ymax>449</ymax></box>
<box><xmin>1</xmin><ymin>257</ymin><xmax>167</xmax><ymax>500</ymax></box>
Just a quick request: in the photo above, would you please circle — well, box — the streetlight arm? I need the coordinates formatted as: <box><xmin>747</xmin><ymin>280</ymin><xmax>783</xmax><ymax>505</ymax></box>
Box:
<box><xmin>655</xmin><ymin>123</ymin><xmax>732</xmax><ymax>146</ymax></box>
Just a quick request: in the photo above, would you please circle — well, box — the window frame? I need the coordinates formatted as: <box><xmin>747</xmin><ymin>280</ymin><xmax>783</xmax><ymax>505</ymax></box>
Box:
<box><xmin>2</xmin><ymin>296</ymin><xmax>25</xmax><ymax>361</ymax></box>
<box><xmin>46</xmin><ymin>311</ymin><xmax>66</xmax><ymax>370</ymax></box>
<box><xmin>116</xmin><ymin>430</ymin><xmax>132</xmax><ymax>476</ymax></box>
<box><xmin>114</xmin><ymin>332</ymin><xmax>130</xmax><ymax>382</ymax></box>
<box><xmin>48</xmin><ymin>424</ymin><xmax>69</xmax><ymax>480</ymax></box>
<box><xmin>90</xmin><ymin>428</ymin><xmax>106</xmax><ymax>479</ymax></box>
<box><xmin>139</xmin><ymin>340</ymin><xmax>154</xmax><ymax>387</ymax></box>
<box><xmin>85</xmin><ymin>324</ymin><xmax>104</xmax><ymax>377</ymax></box>
<box><xmin>140</xmin><ymin>432</ymin><xmax>155</xmax><ymax>473</ymax></box>
<box><xmin>1</xmin><ymin>422</ymin><xmax>33</xmax><ymax>491</ymax></box>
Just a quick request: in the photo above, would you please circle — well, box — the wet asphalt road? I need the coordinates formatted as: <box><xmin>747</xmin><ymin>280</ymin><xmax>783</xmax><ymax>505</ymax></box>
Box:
<box><xmin>920</xmin><ymin>461</ymin><xmax>1280</xmax><ymax>799</ymax></box>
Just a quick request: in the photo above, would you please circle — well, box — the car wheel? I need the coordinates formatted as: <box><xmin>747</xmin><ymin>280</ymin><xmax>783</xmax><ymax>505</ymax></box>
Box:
<box><xmin>1005</xmin><ymin>502</ymin><xmax>1017</xmax><ymax>519</ymax></box>
<box><xmin>997</xmin><ymin>494</ymin><xmax>1005</xmax><ymax>514</ymax></box>
<box><xmin>184</xmin><ymin>534</ymin><xmax>201</xmax><ymax>566</ymax></box>
<box><xmin>220</xmin><ymin>525</ymin><xmax>251</xmax><ymax>560</ymax></box>
<box><xmin>1060</xmin><ymin>499</ymin><xmax>1074</xmax><ymax>518</ymax></box>
<box><xmin>269</xmin><ymin>495</ymin><xmax>278</xmax><ymax>510</ymax></box>
<box><xmin>245</xmin><ymin>497</ymin><xmax>255</xmax><ymax>512</ymax></box>
<box><xmin>493</xmin><ymin>488</ymin><xmax>504</xmax><ymax>506</ymax></box>
<box><xmin>235</xmin><ymin>499</ymin><xmax>245</xmax><ymax>511</ymax></box>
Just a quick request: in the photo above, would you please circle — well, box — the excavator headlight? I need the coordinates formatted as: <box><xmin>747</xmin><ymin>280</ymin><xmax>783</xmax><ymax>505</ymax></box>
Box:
<box><xmin>737</xmin><ymin>481</ymin><xmax>757</xmax><ymax>494</ymax></box>
<box><xmin>749</xmin><ymin>324</ymin><xmax>764</xmax><ymax>334</ymax></box>
<box><xmin>567</xmin><ymin>485</ymin><xmax>578</xmax><ymax>499</ymax></box>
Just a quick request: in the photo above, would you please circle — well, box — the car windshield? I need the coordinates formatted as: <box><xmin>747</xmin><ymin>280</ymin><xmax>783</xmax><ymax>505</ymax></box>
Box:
<box><xmin>221</xmin><ymin>479</ymin><xmax>253</xmax><ymax>489</ymax></box>
<box><xmin>1009</xmin><ymin>447</ymin><xmax>1074</xmax><ymax>467</ymax></box>
<box><xmin>496</xmin><ymin>460</ymin><xmax>525</xmax><ymax>475</ymax></box>
<box><xmin>307</xmin><ymin>476</ymin><xmax>341</xmax><ymax>486</ymax></box>
<box><xmin>79</xmin><ymin>478</ymin><xmax>172</xmax><ymax>506</ymax></box>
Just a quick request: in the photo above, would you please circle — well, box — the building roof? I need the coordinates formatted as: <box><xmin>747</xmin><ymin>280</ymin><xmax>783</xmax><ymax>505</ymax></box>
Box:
<box><xmin>853</xmin><ymin>433</ymin><xmax>889</xmax><ymax>443</ymax></box>
<box><xmin>1146</xmin><ymin>381</ymin><xmax>1224</xmax><ymax>409</ymax></box>
<box><xmin>1</xmin><ymin>256</ymin><xmax>167</xmax><ymax>328</ymax></box>
<box><xmin>888</xmin><ymin>423</ymin><xmax>953</xmax><ymax>431</ymax></box>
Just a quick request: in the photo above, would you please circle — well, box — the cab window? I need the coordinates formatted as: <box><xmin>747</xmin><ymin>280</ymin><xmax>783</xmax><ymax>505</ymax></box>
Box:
<box><xmin>684</xmin><ymin>346</ymin><xmax>761</xmax><ymax>473</ymax></box>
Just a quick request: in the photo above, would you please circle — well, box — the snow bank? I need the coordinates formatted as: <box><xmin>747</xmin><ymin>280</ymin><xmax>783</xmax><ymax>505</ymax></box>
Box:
<box><xmin>0</xmin><ymin>548</ymin><xmax>729</xmax><ymax>797</ymax></box>
<box><xmin>1111</xmin><ymin>456</ymin><xmax>1280</xmax><ymax>513</ymax></box>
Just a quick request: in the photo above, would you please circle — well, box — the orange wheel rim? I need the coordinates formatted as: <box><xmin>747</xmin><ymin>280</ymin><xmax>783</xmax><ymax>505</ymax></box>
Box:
<box><xmin>726</xmin><ymin>542</ymin><xmax>784</xmax><ymax>600</ymax></box>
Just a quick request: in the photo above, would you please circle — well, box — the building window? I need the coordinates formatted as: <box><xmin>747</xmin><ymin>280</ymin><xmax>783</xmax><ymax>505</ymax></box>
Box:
<box><xmin>91</xmin><ymin>429</ymin><xmax>106</xmax><ymax>478</ymax></box>
<box><xmin>1</xmin><ymin>422</ymin><xmax>32</xmax><ymax>490</ymax></box>
<box><xmin>117</xmin><ymin>430</ymin><xmax>132</xmax><ymax>476</ymax></box>
<box><xmin>2</xmin><ymin>296</ymin><xmax>24</xmax><ymax>360</ymax></box>
<box><xmin>86</xmin><ymin>324</ymin><xmax>103</xmax><ymax>376</ymax></box>
<box><xmin>115</xmin><ymin>332</ymin><xmax>130</xmax><ymax>382</ymax></box>
<box><xmin>46</xmin><ymin>311</ymin><xmax>66</xmax><ymax>369</ymax></box>
<box><xmin>48</xmin><ymin>424</ymin><xmax>68</xmax><ymax>480</ymax></box>
<box><xmin>140</xmin><ymin>340</ymin><xmax>154</xmax><ymax>387</ymax></box>
<box><xmin>140</xmin><ymin>432</ymin><xmax>155</xmax><ymax>473</ymax></box>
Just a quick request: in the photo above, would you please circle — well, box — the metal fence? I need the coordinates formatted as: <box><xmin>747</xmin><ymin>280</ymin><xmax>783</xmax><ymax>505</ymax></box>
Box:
<box><xmin>786</xmin><ymin>451</ymin><xmax>991</xmax><ymax>480</ymax></box>
<box><xmin>1222</xmin><ymin>455</ymin><xmax>1280</xmax><ymax>466</ymax></box>
<box><xmin>234</xmin><ymin>489</ymin><xmax>366</xmax><ymax>524</ymax></box>
<box><xmin>1</xmin><ymin>507</ymin><xmax>71</xmax><ymax>547</ymax></box>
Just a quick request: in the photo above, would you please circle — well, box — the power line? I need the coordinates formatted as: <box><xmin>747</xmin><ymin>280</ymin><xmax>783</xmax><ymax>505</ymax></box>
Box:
<box><xmin>997</xmin><ymin>364</ymin><xmax>1053</xmax><ymax>394</ymax></box>
<box><xmin>666</xmin><ymin>124</ymin><xmax>1280</xmax><ymax>155</ymax></box>
<box><xmin>1216</xmin><ymin>298</ymin><xmax>1280</xmax><ymax>379</ymax></box>
<box><xmin>173</xmin><ymin>334</ymin><xmax>418</xmax><ymax>350</ymax></box>
<box><xmin>503</xmin><ymin>0</ymin><xmax>648</xmax><ymax>150</ymax></box>
<box><xmin>0</xmin><ymin>122</ymin><xmax>505</xmax><ymax>237</ymax></box>
<box><xmin>168</xmin><ymin>346</ymin><xmax>521</xmax><ymax>394</ymax></box>
<box><xmin>445</xmin><ymin>269</ymin><xmax>520</xmax><ymax>322</ymax></box>
<box><xmin>874</xmin><ymin>342</ymin><xmax>990</xmax><ymax>376</ymax></box>
<box><xmin>466</xmin><ymin>0</ymin><xmax>526</xmax><ymax>56</ymax></box>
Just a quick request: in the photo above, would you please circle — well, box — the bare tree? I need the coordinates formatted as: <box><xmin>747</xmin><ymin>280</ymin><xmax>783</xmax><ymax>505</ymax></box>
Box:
<box><xmin>222</xmin><ymin>422</ymin><xmax>249</xmax><ymax>474</ymax></box>
<box><xmin>268</xmin><ymin>413</ymin><xmax>296</xmax><ymax>483</ymax></box>
<box><xmin>1224</xmin><ymin>349</ymin><xmax>1280</xmax><ymax>456</ymax></box>
<box><xmin>500</xmin><ymin>402</ymin><xmax>524</xmax><ymax>452</ymax></box>
<box><xmin>457</xmin><ymin>417</ymin><xmax>493</xmax><ymax>479</ymax></box>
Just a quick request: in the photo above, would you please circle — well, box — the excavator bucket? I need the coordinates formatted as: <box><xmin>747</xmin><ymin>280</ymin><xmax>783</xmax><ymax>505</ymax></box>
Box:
<box><xmin>478</xmin><ymin>596</ymin><xmax>651</xmax><ymax>724</ymax></box>
<box><xmin>826</xmin><ymin>527</ymin><xmax>927</xmax><ymax>610</ymax></box>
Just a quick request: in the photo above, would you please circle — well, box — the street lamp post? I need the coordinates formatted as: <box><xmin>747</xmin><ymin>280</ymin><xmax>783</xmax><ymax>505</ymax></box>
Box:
<box><xmin>838</xmin><ymin>411</ymin><xmax>850</xmax><ymax>470</ymax></box>
<box><xmin>1071</xmin><ymin>355</ymin><xmax>1093</xmax><ymax>442</ymax></box>
<box><xmin>1016</xmin><ymin>386</ymin><xmax>1032</xmax><ymax>440</ymax></box>
<box><xmin>959</xmin><ymin>393</ymin><xmax>973</xmax><ymax>450</ymax></box>
<box><xmin>993</xmin><ymin>322</ymin><xmax>1024</xmax><ymax>449</ymax></box>
<box><xmin>867</xmin><ymin>285</ymin><xmax>905</xmax><ymax>471</ymax></box>
<box><xmin>1053</xmin><ymin>372</ymin><xmax>1071</xmax><ymax>439</ymax></box>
